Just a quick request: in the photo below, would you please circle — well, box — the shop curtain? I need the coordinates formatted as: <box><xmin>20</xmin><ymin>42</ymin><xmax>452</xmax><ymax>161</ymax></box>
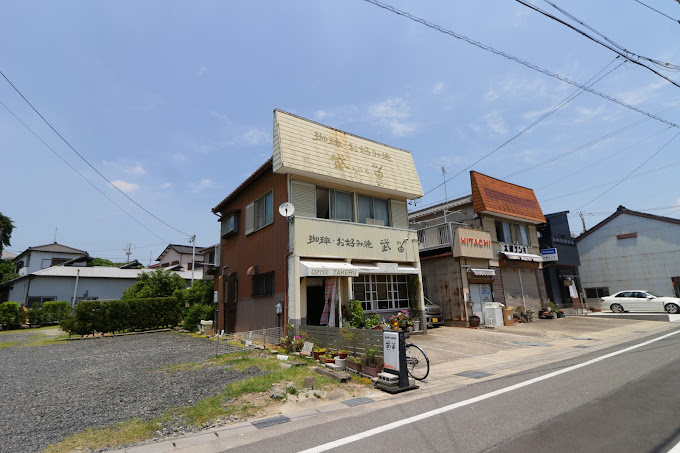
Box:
<box><xmin>320</xmin><ymin>278</ymin><xmax>338</xmax><ymax>326</ymax></box>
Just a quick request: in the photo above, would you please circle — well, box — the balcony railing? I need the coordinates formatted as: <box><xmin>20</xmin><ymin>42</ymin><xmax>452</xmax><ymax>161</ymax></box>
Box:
<box><xmin>415</xmin><ymin>223</ymin><xmax>453</xmax><ymax>251</ymax></box>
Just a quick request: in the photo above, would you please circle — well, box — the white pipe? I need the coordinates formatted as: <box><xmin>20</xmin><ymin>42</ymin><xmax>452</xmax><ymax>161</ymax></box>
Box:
<box><xmin>72</xmin><ymin>269</ymin><xmax>80</xmax><ymax>306</ymax></box>
<box><xmin>191</xmin><ymin>235</ymin><xmax>196</xmax><ymax>285</ymax></box>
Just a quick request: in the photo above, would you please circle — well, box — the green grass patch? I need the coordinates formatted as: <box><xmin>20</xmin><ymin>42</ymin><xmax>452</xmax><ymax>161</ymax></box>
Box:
<box><xmin>0</xmin><ymin>341</ymin><xmax>20</xmax><ymax>349</ymax></box>
<box><xmin>43</xmin><ymin>418</ymin><xmax>162</xmax><ymax>453</ymax></box>
<box><xmin>0</xmin><ymin>326</ymin><xmax>69</xmax><ymax>349</ymax></box>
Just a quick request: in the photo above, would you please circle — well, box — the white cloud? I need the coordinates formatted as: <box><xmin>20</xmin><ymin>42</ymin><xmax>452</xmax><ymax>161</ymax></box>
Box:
<box><xmin>369</xmin><ymin>98</ymin><xmax>411</xmax><ymax>119</ymax></box>
<box><xmin>110</xmin><ymin>180</ymin><xmax>139</xmax><ymax>193</ymax></box>
<box><xmin>485</xmin><ymin>75</ymin><xmax>549</xmax><ymax>102</ymax></box>
<box><xmin>172</xmin><ymin>153</ymin><xmax>188</xmax><ymax>161</ymax></box>
<box><xmin>369</xmin><ymin>98</ymin><xmax>418</xmax><ymax>136</ymax></box>
<box><xmin>243</xmin><ymin>128</ymin><xmax>268</xmax><ymax>145</ymax></box>
<box><xmin>432</xmin><ymin>82</ymin><xmax>444</xmax><ymax>95</ymax></box>
<box><xmin>103</xmin><ymin>161</ymin><xmax>146</xmax><ymax>175</ymax></box>
<box><xmin>196</xmin><ymin>66</ymin><xmax>208</xmax><ymax>77</ymax></box>
<box><xmin>129</xmin><ymin>164</ymin><xmax>146</xmax><ymax>175</ymax></box>
<box><xmin>482</xmin><ymin>112</ymin><xmax>508</xmax><ymax>135</ymax></box>
<box><xmin>314</xmin><ymin>110</ymin><xmax>329</xmax><ymax>120</ymax></box>
<box><xmin>617</xmin><ymin>80</ymin><xmax>667</xmax><ymax>106</ymax></box>
<box><xmin>190</xmin><ymin>178</ymin><xmax>216</xmax><ymax>193</ymax></box>
<box><xmin>160</xmin><ymin>182</ymin><xmax>172</xmax><ymax>189</ymax></box>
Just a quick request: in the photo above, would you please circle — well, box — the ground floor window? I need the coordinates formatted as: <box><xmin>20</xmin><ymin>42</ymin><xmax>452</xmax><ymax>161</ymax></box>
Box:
<box><xmin>353</xmin><ymin>274</ymin><xmax>409</xmax><ymax>311</ymax></box>
<box><xmin>26</xmin><ymin>296</ymin><xmax>56</xmax><ymax>307</ymax></box>
<box><xmin>584</xmin><ymin>287</ymin><xmax>609</xmax><ymax>298</ymax></box>
<box><xmin>253</xmin><ymin>271</ymin><xmax>274</xmax><ymax>297</ymax></box>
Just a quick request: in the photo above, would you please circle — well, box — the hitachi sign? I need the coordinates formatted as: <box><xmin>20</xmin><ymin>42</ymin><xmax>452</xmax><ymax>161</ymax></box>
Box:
<box><xmin>460</xmin><ymin>237</ymin><xmax>491</xmax><ymax>247</ymax></box>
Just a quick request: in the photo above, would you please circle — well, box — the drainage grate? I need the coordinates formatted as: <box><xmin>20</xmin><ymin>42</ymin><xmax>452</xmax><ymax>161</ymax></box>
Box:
<box><xmin>574</xmin><ymin>345</ymin><xmax>590</xmax><ymax>349</ymax></box>
<box><xmin>456</xmin><ymin>370</ymin><xmax>494</xmax><ymax>379</ymax></box>
<box><xmin>512</xmin><ymin>341</ymin><xmax>552</xmax><ymax>347</ymax></box>
<box><xmin>341</xmin><ymin>397</ymin><xmax>374</xmax><ymax>407</ymax></box>
<box><xmin>251</xmin><ymin>415</ymin><xmax>291</xmax><ymax>430</ymax></box>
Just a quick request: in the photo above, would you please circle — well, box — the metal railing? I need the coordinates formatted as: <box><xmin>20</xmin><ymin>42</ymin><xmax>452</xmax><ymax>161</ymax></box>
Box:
<box><xmin>416</xmin><ymin>223</ymin><xmax>452</xmax><ymax>250</ymax></box>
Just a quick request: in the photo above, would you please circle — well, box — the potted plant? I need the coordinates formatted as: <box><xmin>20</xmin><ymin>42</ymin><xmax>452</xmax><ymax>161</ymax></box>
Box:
<box><xmin>346</xmin><ymin>355</ymin><xmax>362</xmax><ymax>373</ymax></box>
<box><xmin>362</xmin><ymin>346</ymin><xmax>383</xmax><ymax>377</ymax></box>
<box><xmin>556</xmin><ymin>309</ymin><xmax>565</xmax><ymax>318</ymax></box>
<box><xmin>388</xmin><ymin>310</ymin><xmax>413</xmax><ymax>331</ymax></box>
<box><xmin>364</xmin><ymin>313</ymin><xmax>381</xmax><ymax>330</ymax></box>
<box><xmin>337</xmin><ymin>349</ymin><xmax>349</xmax><ymax>359</ymax></box>
<box><xmin>312</xmin><ymin>347</ymin><xmax>326</xmax><ymax>361</ymax></box>
<box><xmin>320</xmin><ymin>352</ymin><xmax>335</xmax><ymax>364</ymax></box>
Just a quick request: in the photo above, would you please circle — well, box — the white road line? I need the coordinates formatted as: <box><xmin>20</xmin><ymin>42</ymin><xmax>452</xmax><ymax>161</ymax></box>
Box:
<box><xmin>668</xmin><ymin>440</ymin><xmax>680</xmax><ymax>453</ymax></box>
<box><xmin>300</xmin><ymin>328</ymin><xmax>680</xmax><ymax>453</ymax></box>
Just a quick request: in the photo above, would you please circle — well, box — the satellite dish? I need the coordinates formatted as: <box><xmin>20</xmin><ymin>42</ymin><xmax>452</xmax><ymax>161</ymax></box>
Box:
<box><xmin>279</xmin><ymin>202</ymin><xmax>295</xmax><ymax>218</ymax></box>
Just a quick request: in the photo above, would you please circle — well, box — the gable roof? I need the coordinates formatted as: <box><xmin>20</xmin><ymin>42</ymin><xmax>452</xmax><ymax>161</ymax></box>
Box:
<box><xmin>470</xmin><ymin>171</ymin><xmax>545</xmax><ymax>224</ymax></box>
<box><xmin>212</xmin><ymin>159</ymin><xmax>273</xmax><ymax>214</ymax></box>
<box><xmin>0</xmin><ymin>266</ymin><xmax>203</xmax><ymax>286</ymax></box>
<box><xmin>576</xmin><ymin>206</ymin><xmax>680</xmax><ymax>241</ymax></box>
<box><xmin>156</xmin><ymin>244</ymin><xmax>206</xmax><ymax>262</ymax></box>
<box><xmin>13</xmin><ymin>242</ymin><xmax>87</xmax><ymax>262</ymax></box>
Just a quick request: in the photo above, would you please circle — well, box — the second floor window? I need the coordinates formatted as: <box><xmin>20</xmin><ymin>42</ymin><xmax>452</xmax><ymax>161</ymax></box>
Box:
<box><xmin>255</xmin><ymin>191</ymin><xmax>274</xmax><ymax>230</ymax></box>
<box><xmin>316</xmin><ymin>187</ymin><xmax>354</xmax><ymax>222</ymax></box>
<box><xmin>358</xmin><ymin>195</ymin><xmax>390</xmax><ymax>226</ymax></box>
<box><xmin>495</xmin><ymin>221</ymin><xmax>530</xmax><ymax>246</ymax></box>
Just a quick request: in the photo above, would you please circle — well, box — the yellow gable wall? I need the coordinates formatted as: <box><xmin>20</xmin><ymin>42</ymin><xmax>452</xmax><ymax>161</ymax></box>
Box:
<box><xmin>273</xmin><ymin>110</ymin><xmax>423</xmax><ymax>199</ymax></box>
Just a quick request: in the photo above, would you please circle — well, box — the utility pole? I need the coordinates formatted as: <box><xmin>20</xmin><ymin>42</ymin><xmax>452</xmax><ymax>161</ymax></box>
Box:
<box><xmin>442</xmin><ymin>166</ymin><xmax>448</xmax><ymax>224</ymax></box>
<box><xmin>579</xmin><ymin>212</ymin><xmax>587</xmax><ymax>233</ymax></box>
<box><xmin>124</xmin><ymin>243</ymin><xmax>132</xmax><ymax>263</ymax></box>
<box><xmin>190</xmin><ymin>235</ymin><xmax>196</xmax><ymax>285</ymax></box>
<box><xmin>54</xmin><ymin>227</ymin><xmax>58</xmax><ymax>243</ymax></box>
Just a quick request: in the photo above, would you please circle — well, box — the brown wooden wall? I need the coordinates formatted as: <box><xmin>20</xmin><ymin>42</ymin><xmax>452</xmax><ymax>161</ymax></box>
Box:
<box><xmin>216</xmin><ymin>165</ymin><xmax>288</xmax><ymax>332</ymax></box>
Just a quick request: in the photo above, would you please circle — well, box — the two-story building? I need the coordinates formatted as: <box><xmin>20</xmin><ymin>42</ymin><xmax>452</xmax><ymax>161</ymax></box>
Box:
<box><xmin>409</xmin><ymin>172</ymin><xmax>547</xmax><ymax>326</ymax></box>
<box><xmin>13</xmin><ymin>242</ymin><xmax>89</xmax><ymax>277</ymax></box>
<box><xmin>212</xmin><ymin>109</ymin><xmax>424</xmax><ymax>333</ymax></box>
<box><xmin>155</xmin><ymin>244</ymin><xmax>207</xmax><ymax>271</ymax></box>
<box><xmin>537</xmin><ymin>211</ymin><xmax>583</xmax><ymax>309</ymax></box>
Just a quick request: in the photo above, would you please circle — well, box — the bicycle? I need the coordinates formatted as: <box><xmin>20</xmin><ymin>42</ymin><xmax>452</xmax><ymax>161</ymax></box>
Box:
<box><xmin>404</xmin><ymin>340</ymin><xmax>429</xmax><ymax>381</ymax></box>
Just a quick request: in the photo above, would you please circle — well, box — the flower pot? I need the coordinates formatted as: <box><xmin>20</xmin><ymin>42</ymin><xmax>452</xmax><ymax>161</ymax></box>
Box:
<box><xmin>556</xmin><ymin>312</ymin><xmax>565</xmax><ymax>318</ymax></box>
<box><xmin>469</xmin><ymin>315</ymin><xmax>481</xmax><ymax>328</ymax></box>
<box><xmin>346</xmin><ymin>360</ymin><xmax>362</xmax><ymax>373</ymax></box>
<box><xmin>334</xmin><ymin>357</ymin><xmax>346</xmax><ymax>370</ymax></box>
<box><xmin>362</xmin><ymin>365</ymin><xmax>381</xmax><ymax>377</ymax></box>
<box><xmin>320</xmin><ymin>356</ymin><xmax>335</xmax><ymax>364</ymax></box>
<box><xmin>413</xmin><ymin>320</ymin><xmax>420</xmax><ymax>331</ymax></box>
<box><xmin>312</xmin><ymin>350</ymin><xmax>326</xmax><ymax>361</ymax></box>
<box><xmin>337</xmin><ymin>352</ymin><xmax>348</xmax><ymax>359</ymax></box>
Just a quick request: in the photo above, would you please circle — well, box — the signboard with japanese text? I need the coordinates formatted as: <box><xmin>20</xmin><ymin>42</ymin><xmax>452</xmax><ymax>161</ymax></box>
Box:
<box><xmin>383</xmin><ymin>331</ymin><xmax>400</xmax><ymax>372</ymax></box>
<box><xmin>294</xmin><ymin>217</ymin><xmax>420</xmax><ymax>262</ymax></box>
<box><xmin>272</xmin><ymin>110</ymin><xmax>423</xmax><ymax>199</ymax></box>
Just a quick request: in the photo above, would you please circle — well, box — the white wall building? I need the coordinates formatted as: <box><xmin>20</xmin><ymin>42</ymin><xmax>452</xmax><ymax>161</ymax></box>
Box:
<box><xmin>576</xmin><ymin>206</ymin><xmax>680</xmax><ymax>308</ymax></box>
<box><xmin>12</xmin><ymin>243</ymin><xmax>88</xmax><ymax>276</ymax></box>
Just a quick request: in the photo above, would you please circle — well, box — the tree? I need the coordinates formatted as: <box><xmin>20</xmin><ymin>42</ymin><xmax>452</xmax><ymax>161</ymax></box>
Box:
<box><xmin>89</xmin><ymin>258</ymin><xmax>124</xmax><ymax>267</ymax></box>
<box><xmin>174</xmin><ymin>279</ymin><xmax>214</xmax><ymax>306</ymax></box>
<box><xmin>0</xmin><ymin>259</ymin><xmax>18</xmax><ymax>284</ymax></box>
<box><xmin>0</xmin><ymin>212</ymin><xmax>15</xmax><ymax>254</ymax></box>
<box><xmin>122</xmin><ymin>269</ymin><xmax>186</xmax><ymax>300</ymax></box>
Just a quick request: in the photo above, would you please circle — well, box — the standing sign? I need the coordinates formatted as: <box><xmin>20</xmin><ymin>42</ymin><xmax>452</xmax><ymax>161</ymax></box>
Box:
<box><xmin>383</xmin><ymin>331</ymin><xmax>400</xmax><ymax>371</ymax></box>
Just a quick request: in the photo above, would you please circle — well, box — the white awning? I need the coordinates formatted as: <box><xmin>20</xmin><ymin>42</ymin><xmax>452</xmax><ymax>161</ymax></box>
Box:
<box><xmin>468</xmin><ymin>268</ymin><xmax>496</xmax><ymax>277</ymax></box>
<box><xmin>500</xmin><ymin>252</ymin><xmax>543</xmax><ymax>262</ymax></box>
<box><xmin>299</xmin><ymin>261</ymin><xmax>359</xmax><ymax>277</ymax></box>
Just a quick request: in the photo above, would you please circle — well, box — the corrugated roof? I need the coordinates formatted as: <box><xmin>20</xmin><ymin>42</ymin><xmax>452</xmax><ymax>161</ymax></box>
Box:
<box><xmin>31</xmin><ymin>266</ymin><xmax>203</xmax><ymax>280</ymax></box>
<box><xmin>575</xmin><ymin>206</ymin><xmax>680</xmax><ymax>241</ymax></box>
<box><xmin>470</xmin><ymin>171</ymin><xmax>545</xmax><ymax>224</ymax></box>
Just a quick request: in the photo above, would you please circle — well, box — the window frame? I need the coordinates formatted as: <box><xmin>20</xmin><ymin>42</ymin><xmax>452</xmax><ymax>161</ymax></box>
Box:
<box><xmin>358</xmin><ymin>195</ymin><xmax>391</xmax><ymax>226</ymax></box>
<box><xmin>353</xmin><ymin>274</ymin><xmax>409</xmax><ymax>311</ymax></box>
<box><xmin>585</xmin><ymin>287</ymin><xmax>610</xmax><ymax>298</ymax></box>
<box><xmin>252</xmin><ymin>271</ymin><xmax>275</xmax><ymax>297</ymax></box>
<box><xmin>253</xmin><ymin>190</ymin><xmax>274</xmax><ymax>232</ymax></box>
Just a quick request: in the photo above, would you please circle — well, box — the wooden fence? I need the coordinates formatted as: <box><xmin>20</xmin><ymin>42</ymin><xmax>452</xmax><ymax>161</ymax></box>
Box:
<box><xmin>299</xmin><ymin>325</ymin><xmax>383</xmax><ymax>358</ymax></box>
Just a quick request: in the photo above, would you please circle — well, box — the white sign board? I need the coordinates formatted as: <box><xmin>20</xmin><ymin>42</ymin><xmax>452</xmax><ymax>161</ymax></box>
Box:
<box><xmin>383</xmin><ymin>331</ymin><xmax>400</xmax><ymax>372</ymax></box>
<box><xmin>541</xmin><ymin>248</ymin><xmax>559</xmax><ymax>262</ymax></box>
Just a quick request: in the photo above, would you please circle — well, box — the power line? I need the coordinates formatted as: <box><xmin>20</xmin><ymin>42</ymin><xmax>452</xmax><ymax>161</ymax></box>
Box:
<box><xmin>0</xmin><ymin>99</ymin><xmax>167</xmax><ymax>243</ymax></box>
<box><xmin>633</xmin><ymin>0</ymin><xmax>680</xmax><ymax>24</ymax></box>
<box><xmin>420</xmin><ymin>57</ymin><xmax>622</xmax><ymax>197</ymax></box>
<box><xmin>518</xmin><ymin>0</ymin><xmax>680</xmax><ymax>79</ymax></box>
<box><xmin>363</xmin><ymin>0</ymin><xmax>680</xmax><ymax>129</ymax></box>
<box><xmin>572</xmin><ymin>130</ymin><xmax>680</xmax><ymax>210</ymax></box>
<box><xmin>0</xmin><ymin>69</ymin><xmax>190</xmax><ymax>238</ymax></box>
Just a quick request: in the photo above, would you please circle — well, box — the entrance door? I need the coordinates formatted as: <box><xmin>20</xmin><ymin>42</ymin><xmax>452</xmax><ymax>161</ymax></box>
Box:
<box><xmin>306</xmin><ymin>278</ymin><xmax>325</xmax><ymax>326</ymax></box>
<box><xmin>469</xmin><ymin>284</ymin><xmax>486</xmax><ymax>324</ymax></box>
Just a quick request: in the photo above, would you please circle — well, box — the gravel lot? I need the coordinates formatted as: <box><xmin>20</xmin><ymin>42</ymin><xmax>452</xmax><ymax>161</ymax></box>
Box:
<box><xmin>0</xmin><ymin>330</ymin><xmax>260</xmax><ymax>453</ymax></box>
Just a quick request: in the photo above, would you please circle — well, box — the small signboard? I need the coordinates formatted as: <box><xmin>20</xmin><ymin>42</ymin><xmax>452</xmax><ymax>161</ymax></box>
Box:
<box><xmin>541</xmin><ymin>248</ymin><xmax>558</xmax><ymax>262</ymax></box>
<box><xmin>300</xmin><ymin>341</ymin><xmax>314</xmax><ymax>357</ymax></box>
<box><xmin>383</xmin><ymin>331</ymin><xmax>400</xmax><ymax>371</ymax></box>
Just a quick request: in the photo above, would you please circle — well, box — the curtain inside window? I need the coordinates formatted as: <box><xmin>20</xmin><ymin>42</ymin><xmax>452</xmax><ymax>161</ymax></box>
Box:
<box><xmin>358</xmin><ymin>195</ymin><xmax>372</xmax><ymax>224</ymax></box>
<box><xmin>374</xmin><ymin>199</ymin><xmax>389</xmax><ymax>226</ymax></box>
<box><xmin>333</xmin><ymin>191</ymin><xmax>353</xmax><ymax>221</ymax></box>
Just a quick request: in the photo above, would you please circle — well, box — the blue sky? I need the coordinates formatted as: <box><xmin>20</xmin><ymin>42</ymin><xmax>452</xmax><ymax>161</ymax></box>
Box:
<box><xmin>2</xmin><ymin>1</ymin><xmax>679</xmax><ymax>263</ymax></box>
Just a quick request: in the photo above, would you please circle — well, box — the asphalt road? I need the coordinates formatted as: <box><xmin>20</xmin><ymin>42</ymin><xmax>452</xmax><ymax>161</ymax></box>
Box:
<box><xmin>203</xmin><ymin>327</ymin><xmax>680</xmax><ymax>453</ymax></box>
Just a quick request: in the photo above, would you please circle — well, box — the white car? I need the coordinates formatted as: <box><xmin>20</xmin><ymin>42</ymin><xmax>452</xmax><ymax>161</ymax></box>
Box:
<box><xmin>602</xmin><ymin>291</ymin><xmax>680</xmax><ymax>314</ymax></box>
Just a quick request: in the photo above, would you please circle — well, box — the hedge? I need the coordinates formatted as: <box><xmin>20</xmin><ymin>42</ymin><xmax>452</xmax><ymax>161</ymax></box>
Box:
<box><xmin>59</xmin><ymin>297</ymin><xmax>182</xmax><ymax>336</ymax></box>
<box><xmin>0</xmin><ymin>301</ymin><xmax>22</xmax><ymax>330</ymax></box>
<box><xmin>41</xmin><ymin>301</ymin><xmax>71</xmax><ymax>324</ymax></box>
<box><xmin>182</xmin><ymin>303</ymin><xmax>214</xmax><ymax>332</ymax></box>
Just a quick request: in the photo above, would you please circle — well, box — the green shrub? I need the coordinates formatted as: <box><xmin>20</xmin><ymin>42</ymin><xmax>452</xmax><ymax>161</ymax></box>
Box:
<box><xmin>182</xmin><ymin>303</ymin><xmax>214</xmax><ymax>332</ymax></box>
<box><xmin>102</xmin><ymin>299</ymin><xmax>131</xmax><ymax>333</ymax></box>
<box><xmin>41</xmin><ymin>301</ymin><xmax>71</xmax><ymax>324</ymax></box>
<box><xmin>28</xmin><ymin>306</ymin><xmax>42</xmax><ymax>325</ymax></box>
<box><xmin>345</xmin><ymin>300</ymin><xmax>364</xmax><ymax>328</ymax></box>
<box><xmin>0</xmin><ymin>301</ymin><xmax>21</xmax><ymax>330</ymax></box>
